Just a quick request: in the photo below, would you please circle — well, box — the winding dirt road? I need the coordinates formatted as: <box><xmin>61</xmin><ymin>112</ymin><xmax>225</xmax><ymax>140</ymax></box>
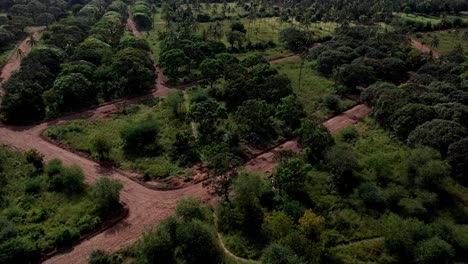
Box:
<box><xmin>0</xmin><ymin>17</ymin><xmax>371</xmax><ymax>264</ymax></box>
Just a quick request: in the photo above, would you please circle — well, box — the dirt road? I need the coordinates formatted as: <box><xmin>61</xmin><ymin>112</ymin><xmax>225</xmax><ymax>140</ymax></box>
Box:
<box><xmin>410</xmin><ymin>38</ymin><xmax>441</xmax><ymax>58</ymax></box>
<box><xmin>0</xmin><ymin>26</ymin><xmax>45</xmax><ymax>91</ymax></box>
<box><xmin>0</xmin><ymin>17</ymin><xmax>371</xmax><ymax>263</ymax></box>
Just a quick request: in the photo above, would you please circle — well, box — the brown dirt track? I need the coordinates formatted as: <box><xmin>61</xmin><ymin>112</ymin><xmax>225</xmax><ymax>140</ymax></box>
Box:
<box><xmin>0</xmin><ymin>17</ymin><xmax>372</xmax><ymax>264</ymax></box>
<box><xmin>0</xmin><ymin>26</ymin><xmax>45</xmax><ymax>92</ymax></box>
<box><xmin>410</xmin><ymin>38</ymin><xmax>441</xmax><ymax>58</ymax></box>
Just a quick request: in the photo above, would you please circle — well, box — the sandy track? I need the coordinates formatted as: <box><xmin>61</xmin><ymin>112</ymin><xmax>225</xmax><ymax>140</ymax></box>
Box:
<box><xmin>410</xmin><ymin>38</ymin><xmax>441</xmax><ymax>58</ymax></box>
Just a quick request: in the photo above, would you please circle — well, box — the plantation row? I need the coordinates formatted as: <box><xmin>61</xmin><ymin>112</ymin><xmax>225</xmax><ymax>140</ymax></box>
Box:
<box><xmin>0</xmin><ymin>0</ymin><xmax>155</xmax><ymax>124</ymax></box>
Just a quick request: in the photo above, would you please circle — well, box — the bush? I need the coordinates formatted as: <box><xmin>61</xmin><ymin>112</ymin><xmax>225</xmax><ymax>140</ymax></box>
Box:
<box><xmin>91</xmin><ymin>178</ymin><xmax>123</xmax><ymax>215</ymax></box>
<box><xmin>25</xmin><ymin>149</ymin><xmax>44</xmax><ymax>170</ymax></box>
<box><xmin>175</xmin><ymin>198</ymin><xmax>210</xmax><ymax>222</ymax></box>
<box><xmin>261</xmin><ymin>243</ymin><xmax>305</xmax><ymax>264</ymax></box>
<box><xmin>414</xmin><ymin>237</ymin><xmax>455</xmax><ymax>264</ymax></box>
<box><xmin>323</xmin><ymin>95</ymin><xmax>340</xmax><ymax>112</ymax></box>
<box><xmin>89</xmin><ymin>250</ymin><xmax>111</xmax><ymax>264</ymax></box>
<box><xmin>48</xmin><ymin>165</ymin><xmax>85</xmax><ymax>194</ymax></box>
<box><xmin>120</xmin><ymin>120</ymin><xmax>160</xmax><ymax>156</ymax></box>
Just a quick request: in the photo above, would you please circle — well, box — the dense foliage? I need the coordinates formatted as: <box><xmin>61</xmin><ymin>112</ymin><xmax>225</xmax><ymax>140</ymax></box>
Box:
<box><xmin>0</xmin><ymin>147</ymin><xmax>123</xmax><ymax>263</ymax></box>
<box><xmin>0</xmin><ymin>0</ymin><xmax>155</xmax><ymax>123</ymax></box>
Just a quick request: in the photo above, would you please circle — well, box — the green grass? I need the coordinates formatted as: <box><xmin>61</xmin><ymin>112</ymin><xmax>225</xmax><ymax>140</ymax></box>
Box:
<box><xmin>43</xmin><ymin>99</ymin><xmax>192</xmax><ymax>179</ymax></box>
<box><xmin>272</xmin><ymin>59</ymin><xmax>355</xmax><ymax>120</ymax></box>
<box><xmin>395</xmin><ymin>12</ymin><xmax>442</xmax><ymax>25</ymax></box>
<box><xmin>198</xmin><ymin>17</ymin><xmax>336</xmax><ymax>46</ymax></box>
<box><xmin>144</xmin><ymin>10</ymin><xmax>336</xmax><ymax>61</ymax></box>
<box><xmin>413</xmin><ymin>29</ymin><xmax>468</xmax><ymax>56</ymax></box>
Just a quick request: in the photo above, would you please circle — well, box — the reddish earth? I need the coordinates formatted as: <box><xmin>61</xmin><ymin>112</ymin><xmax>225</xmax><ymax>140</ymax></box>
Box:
<box><xmin>0</xmin><ymin>17</ymin><xmax>372</xmax><ymax>263</ymax></box>
<box><xmin>323</xmin><ymin>104</ymin><xmax>372</xmax><ymax>133</ymax></box>
<box><xmin>410</xmin><ymin>38</ymin><xmax>441</xmax><ymax>58</ymax></box>
<box><xmin>0</xmin><ymin>26</ymin><xmax>45</xmax><ymax>91</ymax></box>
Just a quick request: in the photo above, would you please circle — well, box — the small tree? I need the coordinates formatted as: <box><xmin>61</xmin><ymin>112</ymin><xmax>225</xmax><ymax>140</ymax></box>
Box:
<box><xmin>91</xmin><ymin>178</ymin><xmax>123</xmax><ymax>215</ymax></box>
<box><xmin>200</xmin><ymin>59</ymin><xmax>223</xmax><ymax>88</ymax></box>
<box><xmin>90</xmin><ymin>134</ymin><xmax>112</xmax><ymax>161</ymax></box>
<box><xmin>202</xmin><ymin>145</ymin><xmax>242</xmax><ymax>203</ymax></box>
<box><xmin>294</xmin><ymin>120</ymin><xmax>334</xmax><ymax>163</ymax></box>
<box><xmin>25</xmin><ymin>149</ymin><xmax>44</xmax><ymax>171</ymax></box>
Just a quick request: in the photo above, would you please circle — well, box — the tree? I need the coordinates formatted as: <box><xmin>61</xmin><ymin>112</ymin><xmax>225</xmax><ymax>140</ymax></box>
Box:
<box><xmin>200</xmin><ymin>58</ymin><xmax>222</xmax><ymax>88</ymax></box>
<box><xmin>415</xmin><ymin>159</ymin><xmax>450</xmax><ymax>191</ymax></box>
<box><xmin>203</xmin><ymin>144</ymin><xmax>242</xmax><ymax>202</ymax></box>
<box><xmin>26</xmin><ymin>35</ymin><xmax>36</xmax><ymax>47</ymax></box>
<box><xmin>234</xmin><ymin>99</ymin><xmax>274</xmax><ymax>144</ymax></box>
<box><xmin>137</xmin><ymin>217</ymin><xmax>178</xmax><ymax>264</ymax></box>
<box><xmin>189</xmin><ymin>99</ymin><xmax>226</xmax><ymax>138</ymax></box>
<box><xmin>279</xmin><ymin>27</ymin><xmax>308</xmax><ymax>53</ymax></box>
<box><xmin>275</xmin><ymin>95</ymin><xmax>304</xmax><ymax>130</ymax></box>
<box><xmin>390</xmin><ymin>104</ymin><xmax>436</xmax><ymax>139</ymax></box>
<box><xmin>408</xmin><ymin>119</ymin><xmax>467</xmax><ymax>156</ymax></box>
<box><xmin>430</xmin><ymin>35</ymin><xmax>440</xmax><ymax>49</ymax></box>
<box><xmin>273</xmin><ymin>158</ymin><xmax>311</xmax><ymax>196</ymax></box>
<box><xmin>25</xmin><ymin>149</ymin><xmax>44</xmax><ymax>171</ymax></box>
<box><xmin>226</xmin><ymin>30</ymin><xmax>246</xmax><ymax>49</ymax></box>
<box><xmin>261</xmin><ymin>244</ymin><xmax>305</xmax><ymax>264</ymax></box>
<box><xmin>43</xmin><ymin>73</ymin><xmax>96</xmax><ymax>116</ymax></box>
<box><xmin>262</xmin><ymin>211</ymin><xmax>295</xmax><ymax>241</ymax></box>
<box><xmin>175</xmin><ymin>220</ymin><xmax>223</xmax><ymax>264</ymax></box>
<box><xmin>88</xmin><ymin>250</ymin><xmax>111</xmax><ymax>264</ymax></box>
<box><xmin>47</xmin><ymin>164</ymin><xmax>85</xmax><ymax>194</ymax></box>
<box><xmin>166</xmin><ymin>90</ymin><xmax>184</xmax><ymax>118</ymax></box>
<box><xmin>316</xmin><ymin>50</ymin><xmax>350</xmax><ymax>75</ymax></box>
<box><xmin>324</xmin><ymin>146</ymin><xmax>359</xmax><ymax>193</ymax></box>
<box><xmin>334</xmin><ymin>63</ymin><xmax>376</xmax><ymax>91</ymax></box>
<box><xmin>159</xmin><ymin>49</ymin><xmax>189</xmax><ymax>81</ymax></box>
<box><xmin>91</xmin><ymin>178</ymin><xmax>123</xmax><ymax>215</ymax></box>
<box><xmin>298</xmin><ymin>209</ymin><xmax>325</xmax><ymax>239</ymax></box>
<box><xmin>414</xmin><ymin>237</ymin><xmax>455</xmax><ymax>264</ymax></box>
<box><xmin>175</xmin><ymin>198</ymin><xmax>210</xmax><ymax>222</ymax></box>
<box><xmin>294</xmin><ymin>120</ymin><xmax>334</xmax><ymax>163</ymax></box>
<box><xmin>383</xmin><ymin>214</ymin><xmax>429</xmax><ymax>261</ymax></box>
<box><xmin>170</xmin><ymin>132</ymin><xmax>199</xmax><ymax>166</ymax></box>
<box><xmin>90</xmin><ymin>133</ymin><xmax>112</xmax><ymax>161</ymax></box>
<box><xmin>120</xmin><ymin>120</ymin><xmax>160</xmax><ymax>156</ymax></box>
<box><xmin>447</xmin><ymin>137</ymin><xmax>468</xmax><ymax>185</ymax></box>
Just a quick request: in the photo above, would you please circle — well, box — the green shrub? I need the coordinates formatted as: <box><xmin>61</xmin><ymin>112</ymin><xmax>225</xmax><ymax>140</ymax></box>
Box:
<box><xmin>120</xmin><ymin>120</ymin><xmax>160</xmax><ymax>156</ymax></box>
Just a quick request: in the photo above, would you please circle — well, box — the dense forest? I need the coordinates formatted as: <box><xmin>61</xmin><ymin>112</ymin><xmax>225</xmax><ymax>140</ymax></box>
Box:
<box><xmin>0</xmin><ymin>0</ymin><xmax>466</xmax><ymax>263</ymax></box>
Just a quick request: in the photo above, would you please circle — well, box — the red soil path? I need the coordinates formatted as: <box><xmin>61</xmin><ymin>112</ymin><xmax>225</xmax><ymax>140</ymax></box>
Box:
<box><xmin>0</xmin><ymin>18</ymin><xmax>371</xmax><ymax>263</ymax></box>
<box><xmin>0</xmin><ymin>26</ymin><xmax>46</xmax><ymax>92</ymax></box>
<box><xmin>410</xmin><ymin>38</ymin><xmax>441</xmax><ymax>58</ymax></box>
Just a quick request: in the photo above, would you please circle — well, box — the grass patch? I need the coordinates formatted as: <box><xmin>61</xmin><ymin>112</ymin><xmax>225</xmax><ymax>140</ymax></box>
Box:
<box><xmin>43</xmin><ymin>99</ymin><xmax>191</xmax><ymax>179</ymax></box>
<box><xmin>395</xmin><ymin>12</ymin><xmax>443</xmax><ymax>25</ymax></box>
<box><xmin>272</xmin><ymin>59</ymin><xmax>354</xmax><ymax>120</ymax></box>
<box><xmin>413</xmin><ymin>29</ymin><xmax>468</xmax><ymax>56</ymax></box>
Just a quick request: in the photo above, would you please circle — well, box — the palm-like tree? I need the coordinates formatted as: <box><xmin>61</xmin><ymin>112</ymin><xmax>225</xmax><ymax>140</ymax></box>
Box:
<box><xmin>16</xmin><ymin>48</ymin><xmax>24</xmax><ymax>59</ymax></box>
<box><xmin>26</xmin><ymin>35</ymin><xmax>37</xmax><ymax>47</ymax></box>
<box><xmin>430</xmin><ymin>35</ymin><xmax>440</xmax><ymax>49</ymax></box>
